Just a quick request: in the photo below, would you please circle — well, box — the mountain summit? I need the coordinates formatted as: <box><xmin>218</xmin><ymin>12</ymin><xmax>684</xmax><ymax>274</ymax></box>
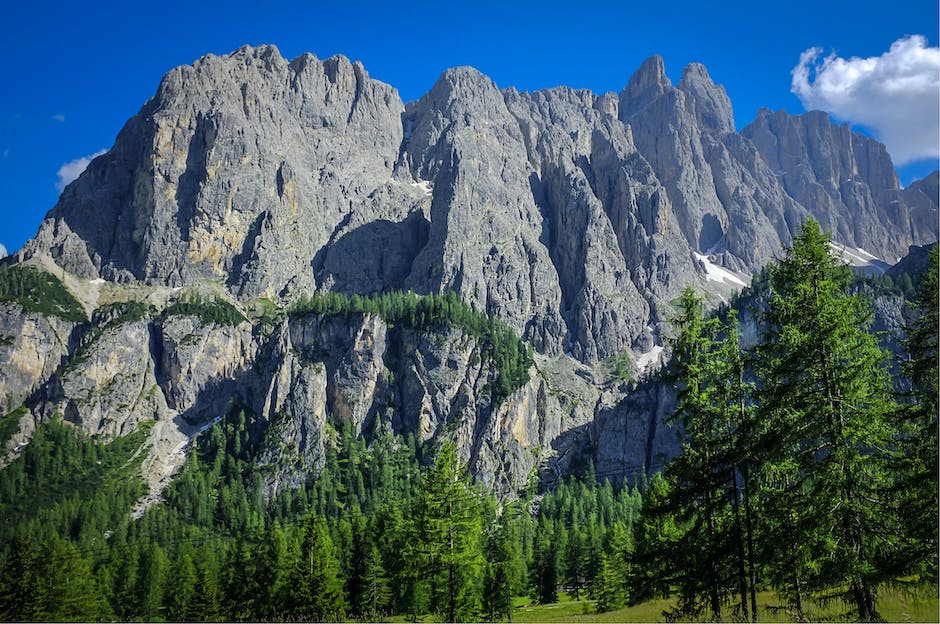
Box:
<box><xmin>3</xmin><ymin>45</ymin><xmax>937</xmax><ymax>499</ymax></box>
<box><xmin>21</xmin><ymin>45</ymin><xmax>937</xmax><ymax>359</ymax></box>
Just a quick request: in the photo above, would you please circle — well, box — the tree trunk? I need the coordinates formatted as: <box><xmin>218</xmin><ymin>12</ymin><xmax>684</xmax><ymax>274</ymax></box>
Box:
<box><xmin>742</xmin><ymin>470</ymin><xmax>758</xmax><ymax>622</ymax></box>
<box><xmin>731</xmin><ymin>468</ymin><xmax>749</xmax><ymax>622</ymax></box>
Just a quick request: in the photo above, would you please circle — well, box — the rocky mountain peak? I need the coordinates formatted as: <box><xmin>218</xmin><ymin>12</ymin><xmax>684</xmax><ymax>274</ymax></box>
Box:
<box><xmin>908</xmin><ymin>170</ymin><xmax>939</xmax><ymax>196</ymax></box>
<box><xmin>17</xmin><ymin>46</ymin><xmax>939</xmax><ymax>363</ymax></box>
<box><xmin>2</xmin><ymin>45</ymin><xmax>937</xmax><ymax>505</ymax></box>
<box><xmin>677</xmin><ymin>62</ymin><xmax>735</xmax><ymax>134</ymax></box>
<box><xmin>415</xmin><ymin>65</ymin><xmax>504</xmax><ymax>119</ymax></box>
<box><xmin>618</xmin><ymin>55</ymin><xmax>671</xmax><ymax>119</ymax></box>
<box><xmin>627</xmin><ymin>54</ymin><xmax>670</xmax><ymax>92</ymax></box>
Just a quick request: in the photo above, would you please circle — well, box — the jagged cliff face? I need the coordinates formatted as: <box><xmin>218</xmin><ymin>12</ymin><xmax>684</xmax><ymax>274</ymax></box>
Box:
<box><xmin>22</xmin><ymin>45</ymin><xmax>938</xmax><ymax>364</ymax></box>
<box><xmin>5</xmin><ymin>45</ymin><xmax>938</xmax><ymax>500</ymax></box>
<box><xmin>0</xmin><ymin>289</ymin><xmax>608</xmax><ymax>503</ymax></box>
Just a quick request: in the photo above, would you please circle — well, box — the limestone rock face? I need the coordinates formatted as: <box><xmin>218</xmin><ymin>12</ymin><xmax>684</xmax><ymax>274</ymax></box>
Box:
<box><xmin>741</xmin><ymin>109</ymin><xmax>936</xmax><ymax>261</ymax></box>
<box><xmin>401</xmin><ymin>67</ymin><xmax>567</xmax><ymax>354</ymax></box>
<box><xmin>256</xmin><ymin>312</ymin><xmax>606</xmax><ymax>495</ymax></box>
<box><xmin>7</xmin><ymin>46</ymin><xmax>938</xmax><ymax>496</ymax></box>
<box><xmin>40</xmin><ymin>318</ymin><xmax>167</xmax><ymax>437</ymax></box>
<box><xmin>157</xmin><ymin>314</ymin><xmax>258</xmax><ymax>421</ymax></box>
<box><xmin>24</xmin><ymin>45</ymin><xmax>408</xmax><ymax>301</ymax></box>
<box><xmin>0</xmin><ymin>303</ymin><xmax>77</xmax><ymax>411</ymax></box>
<box><xmin>22</xmin><ymin>46</ymin><xmax>938</xmax><ymax>366</ymax></box>
<box><xmin>504</xmin><ymin>85</ymin><xmax>691</xmax><ymax>361</ymax></box>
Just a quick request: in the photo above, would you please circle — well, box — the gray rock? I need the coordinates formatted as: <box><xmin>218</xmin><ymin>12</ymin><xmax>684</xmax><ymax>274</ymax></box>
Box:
<box><xmin>22</xmin><ymin>46</ymin><xmax>937</xmax><ymax>367</ymax></box>
<box><xmin>41</xmin><ymin>317</ymin><xmax>168</xmax><ymax>437</ymax></box>
<box><xmin>23</xmin><ymin>45</ymin><xmax>408</xmax><ymax>301</ymax></box>
<box><xmin>6</xmin><ymin>46</ymin><xmax>937</xmax><ymax>498</ymax></box>
<box><xmin>401</xmin><ymin>67</ymin><xmax>566</xmax><ymax>354</ymax></box>
<box><xmin>0</xmin><ymin>303</ymin><xmax>76</xmax><ymax>412</ymax></box>
<box><xmin>157</xmin><ymin>313</ymin><xmax>258</xmax><ymax>421</ymax></box>
<box><xmin>741</xmin><ymin>109</ymin><xmax>936</xmax><ymax>261</ymax></box>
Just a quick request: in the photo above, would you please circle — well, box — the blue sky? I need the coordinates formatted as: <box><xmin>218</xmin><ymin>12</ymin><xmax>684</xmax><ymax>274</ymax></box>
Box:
<box><xmin>1</xmin><ymin>0</ymin><xmax>937</xmax><ymax>254</ymax></box>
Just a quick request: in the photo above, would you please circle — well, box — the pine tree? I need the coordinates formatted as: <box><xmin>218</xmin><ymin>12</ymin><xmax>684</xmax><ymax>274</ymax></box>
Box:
<box><xmin>897</xmin><ymin>244</ymin><xmax>939</xmax><ymax>580</ymax></box>
<box><xmin>483</xmin><ymin>521</ymin><xmax>514</xmax><ymax>621</ymax></box>
<box><xmin>0</xmin><ymin>536</ymin><xmax>45</xmax><ymax>621</ymax></box>
<box><xmin>407</xmin><ymin>442</ymin><xmax>484</xmax><ymax>622</ymax></box>
<box><xmin>633</xmin><ymin>289</ymin><xmax>752</xmax><ymax>620</ymax></box>
<box><xmin>599</xmin><ymin>519</ymin><xmax>632</xmax><ymax>612</ymax></box>
<box><xmin>255</xmin><ymin>522</ymin><xmax>295</xmax><ymax>620</ymax></box>
<box><xmin>593</xmin><ymin>553</ymin><xmax>625</xmax><ymax>613</ymax></box>
<box><xmin>166</xmin><ymin>547</ymin><xmax>197</xmax><ymax>622</ymax></box>
<box><xmin>188</xmin><ymin>560</ymin><xmax>220</xmax><ymax>622</ymax></box>
<box><xmin>629</xmin><ymin>473</ymin><xmax>682</xmax><ymax>606</ymax></box>
<box><xmin>360</xmin><ymin>544</ymin><xmax>391</xmax><ymax>619</ymax></box>
<box><xmin>113</xmin><ymin>543</ymin><xmax>141</xmax><ymax>620</ymax></box>
<box><xmin>290</xmin><ymin>514</ymin><xmax>347</xmax><ymax>621</ymax></box>
<box><xmin>137</xmin><ymin>542</ymin><xmax>168</xmax><ymax>621</ymax></box>
<box><xmin>754</xmin><ymin>219</ymin><xmax>900</xmax><ymax>621</ymax></box>
<box><xmin>222</xmin><ymin>538</ymin><xmax>257</xmax><ymax>621</ymax></box>
<box><xmin>530</xmin><ymin>527</ymin><xmax>558</xmax><ymax>605</ymax></box>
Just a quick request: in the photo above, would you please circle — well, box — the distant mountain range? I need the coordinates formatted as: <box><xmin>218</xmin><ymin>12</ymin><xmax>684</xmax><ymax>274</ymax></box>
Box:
<box><xmin>2</xmin><ymin>45</ymin><xmax>936</xmax><ymax>502</ymax></box>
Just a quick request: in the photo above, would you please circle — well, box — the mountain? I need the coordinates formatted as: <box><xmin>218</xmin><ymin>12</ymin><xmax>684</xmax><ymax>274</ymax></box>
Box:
<box><xmin>2</xmin><ymin>45</ymin><xmax>937</xmax><ymax>502</ymax></box>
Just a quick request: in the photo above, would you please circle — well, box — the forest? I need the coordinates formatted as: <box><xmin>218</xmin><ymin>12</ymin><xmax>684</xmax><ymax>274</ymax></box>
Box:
<box><xmin>0</xmin><ymin>220</ymin><xmax>936</xmax><ymax>622</ymax></box>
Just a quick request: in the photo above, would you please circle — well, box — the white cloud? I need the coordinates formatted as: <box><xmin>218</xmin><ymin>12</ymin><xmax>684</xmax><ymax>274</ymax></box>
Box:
<box><xmin>52</xmin><ymin>113</ymin><xmax>65</xmax><ymax>122</ymax></box>
<box><xmin>55</xmin><ymin>149</ymin><xmax>106</xmax><ymax>192</ymax></box>
<box><xmin>791</xmin><ymin>35</ymin><xmax>940</xmax><ymax>165</ymax></box>
<box><xmin>0</xmin><ymin>243</ymin><xmax>7</xmax><ymax>259</ymax></box>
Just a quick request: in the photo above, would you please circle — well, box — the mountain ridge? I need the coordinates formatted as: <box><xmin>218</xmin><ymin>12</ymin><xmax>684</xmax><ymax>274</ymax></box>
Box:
<box><xmin>2</xmin><ymin>43</ymin><xmax>937</xmax><ymax>501</ymax></box>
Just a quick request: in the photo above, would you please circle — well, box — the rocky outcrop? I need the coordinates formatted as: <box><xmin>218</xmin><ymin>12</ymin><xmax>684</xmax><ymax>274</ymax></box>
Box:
<box><xmin>0</xmin><ymin>303</ymin><xmax>77</xmax><ymax>412</ymax></box>
<box><xmin>40</xmin><ymin>317</ymin><xmax>167</xmax><ymax>437</ymax></box>
<box><xmin>158</xmin><ymin>314</ymin><xmax>258</xmax><ymax>421</ymax></box>
<box><xmin>23</xmin><ymin>45</ymin><xmax>409</xmax><ymax>302</ymax></box>
<box><xmin>503</xmin><ymin>84</ymin><xmax>690</xmax><ymax>361</ymax></box>
<box><xmin>741</xmin><ymin>110</ymin><xmax>937</xmax><ymax>261</ymax></box>
<box><xmin>255</xmin><ymin>312</ymin><xmax>610</xmax><ymax>496</ymax></box>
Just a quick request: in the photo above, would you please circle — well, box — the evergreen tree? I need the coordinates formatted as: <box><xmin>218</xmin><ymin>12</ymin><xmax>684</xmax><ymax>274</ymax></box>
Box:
<box><xmin>593</xmin><ymin>553</ymin><xmax>625</xmax><ymax>613</ymax></box>
<box><xmin>633</xmin><ymin>289</ymin><xmax>753</xmax><ymax>620</ymax></box>
<box><xmin>222</xmin><ymin>538</ymin><xmax>257</xmax><ymax>621</ymax></box>
<box><xmin>166</xmin><ymin>547</ymin><xmax>197</xmax><ymax>622</ymax></box>
<box><xmin>0</xmin><ymin>536</ymin><xmax>45</xmax><ymax>621</ymax></box>
<box><xmin>630</xmin><ymin>473</ymin><xmax>682</xmax><ymax>605</ymax></box>
<box><xmin>483</xmin><ymin>521</ymin><xmax>514</xmax><ymax>621</ymax></box>
<box><xmin>599</xmin><ymin>520</ymin><xmax>632</xmax><ymax>611</ymax></box>
<box><xmin>290</xmin><ymin>514</ymin><xmax>347</xmax><ymax>622</ymax></box>
<box><xmin>113</xmin><ymin>544</ymin><xmax>141</xmax><ymax>620</ymax></box>
<box><xmin>530</xmin><ymin>528</ymin><xmax>559</xmax><ymax>605</ymax></box>
<box><xmin>359</xmin><ymin>544</ymin><xmax>392</xmax><ymax>619</ymax></box>
<box><xmin>407</xmin><ymin>442</ymin><xmax>484</xmax><ymax>622</ymax></box>
<box><xmin>754</xmin><ymin>219</ymin><xmax>900</xmax><ymax>621</ymax></box>
<box><xmin>897</xmin><ymin>245</ymin><xmax>939</xmax><ymax>580</ymax></box>
<box><xmin>137</xmin><ymin>542</ymin><xmax>168</xmax><ymax>621</ymax></box>
<box><xmin>188</xmin><ymin>560</ymin><xmax>219</xmax><ymax>622</ymax></box>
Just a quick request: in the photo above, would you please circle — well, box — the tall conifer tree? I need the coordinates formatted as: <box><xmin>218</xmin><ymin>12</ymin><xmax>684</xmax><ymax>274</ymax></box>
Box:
<box><xmin>291</xmin><ymin>514</ymin><xmax>347</xmax><ymax>621</ymax></box>
<box><xmin>897</xmin><ymin>244</ymin><xmax>939</xmax><ymax>580</ymax></box>
<box><xmin>407</xmin><ymin>442</ymin><xmax>484</xmax><ymax>622</ymax></box>
<box><xmin>754</xmin><ymin>219</ymin><xmax>900</xmax><ymax>621</ymax></box>
<box><xmin>635</xmin><ymin>289</ymin><xmax>753</xmax><ymax>620</ymax></box>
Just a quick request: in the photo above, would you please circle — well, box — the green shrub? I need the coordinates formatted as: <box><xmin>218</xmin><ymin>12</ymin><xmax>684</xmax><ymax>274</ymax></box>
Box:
<box><xmin>164</xmin><ymin>294</ymin><xmax>246</xmax><ymax>326</ymax></box>
<box><xmin>291</xmin><ymin>290</ymin><xmax>533</xmax><ymax>404</ymax></box>
<box><xmin>0</xmin><ymin>264</ymin><xmax>86</xmax><ymax>322</ymax></box>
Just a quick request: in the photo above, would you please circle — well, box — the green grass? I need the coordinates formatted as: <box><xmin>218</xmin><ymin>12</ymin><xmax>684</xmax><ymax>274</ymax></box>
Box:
<box><xmin>510</xmin><ymin>587</ymin><xmax>939</xmax><ymax>623</ymax></box>
<box><xmin>387</xmin><ymin>587</ymin><xmax>938</xmax><ymax>623</ymax></box>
